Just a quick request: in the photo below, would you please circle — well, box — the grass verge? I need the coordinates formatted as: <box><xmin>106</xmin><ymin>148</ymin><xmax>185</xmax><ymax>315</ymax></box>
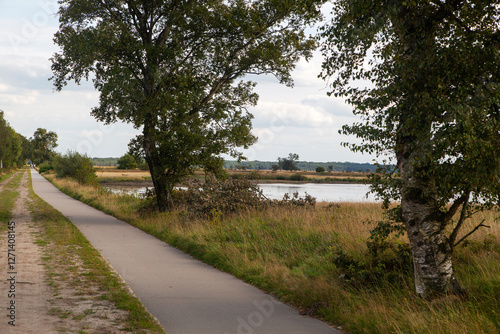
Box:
<box><xmin>45</xmin><ymin>174</ymin><xmax>499</xmax><ymax>334</ymax></box>
<box><xmin>28</xmin><ymin>171</ymin><xmax>165</xmax><ymax>333</ymax></box>
<box><xmin>0</xmin><ymin>170</ymin><xmax>24</xmax><ymax>228</ymax></box>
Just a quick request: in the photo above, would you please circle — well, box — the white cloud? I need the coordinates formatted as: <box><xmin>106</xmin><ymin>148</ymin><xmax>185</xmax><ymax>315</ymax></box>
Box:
<box><xmin>252</xmin><ymin>101</ymin><xmax>335</xmax><ymax>128</ymax></box>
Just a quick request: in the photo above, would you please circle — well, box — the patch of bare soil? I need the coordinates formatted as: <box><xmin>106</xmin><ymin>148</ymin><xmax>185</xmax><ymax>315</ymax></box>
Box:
<box><xmin>0</xmin><ymin>171</ymin><xmax>129</xmax><ymax>333</ymax></box>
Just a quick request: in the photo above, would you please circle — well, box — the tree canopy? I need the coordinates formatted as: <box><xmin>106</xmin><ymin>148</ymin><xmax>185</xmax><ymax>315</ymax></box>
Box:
<box><xmin>321</xmin><ymin>0</ymin><xmax>500</xmax><ymax>298</ymax></box>
<box><xmin>117</xmin><ymin>153</ymin><xmax>137</xmax><ymax>170</ymax></box>
<box><xmin>278</xmin><ymin>153</ymin><xmax>300</xmax><ymax>171</ymax></box>
<box><xmin>51</xmin><ymin>0</ymin><xmax>325</xmax><ymax>211</ymax></box>
<box><xmin>33</xmin><ymin>128</ymin><xmax>58</xmax><ymax>164</ymax></box>
<box><xmin>0</xmin><ymin>111</ymin><xmax>22</xmax><ymax>168</ymax></box>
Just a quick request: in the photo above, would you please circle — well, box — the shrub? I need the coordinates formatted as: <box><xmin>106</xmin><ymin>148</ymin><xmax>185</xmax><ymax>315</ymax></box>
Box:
<box><xmin>177</xmin><ymin>179</ymin><xmax>267</xmax><ymax>217</ymax></box>
<box><xmin>53</xmin><ymin>152</ymin><xmax>97</xmax><ymax>185</ymax></box>
<box><xmin>316</xmin><ymin>166</ymin><xmax>326</xmax><ymax>173</ymax></box>
<box><xmin>38</xmin><ymin>163</ymin><xmax>54</xmax><ymax>174</ymax></box>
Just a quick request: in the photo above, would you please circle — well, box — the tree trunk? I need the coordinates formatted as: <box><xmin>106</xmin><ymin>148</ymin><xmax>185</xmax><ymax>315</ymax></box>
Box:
<box><xmin>150</xmin><ymin>169</ymin><xmax>173</xmax><ymax>212</ymax></box>
<box><xmin>142</xmin><ymin>118</ymin><xmax>174</xmax><ymax>212</ymax></box>
<box><xmin>399</xmin><ymin>153</ymin><xmax>462</xmax><ymax>298</ymax></box>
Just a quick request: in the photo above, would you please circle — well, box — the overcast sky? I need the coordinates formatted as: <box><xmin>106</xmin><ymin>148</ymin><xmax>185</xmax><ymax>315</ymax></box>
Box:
<box><xmin>0</xmin><ymin>1</ymin><xmax>377</xmax><ymax>163</ymax></box>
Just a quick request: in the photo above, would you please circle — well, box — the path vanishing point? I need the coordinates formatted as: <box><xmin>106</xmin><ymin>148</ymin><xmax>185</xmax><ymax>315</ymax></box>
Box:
<box><xmin>31</xmin><ymin>169</ymin><xmax>341</xmax><ymax>334</ymax></box>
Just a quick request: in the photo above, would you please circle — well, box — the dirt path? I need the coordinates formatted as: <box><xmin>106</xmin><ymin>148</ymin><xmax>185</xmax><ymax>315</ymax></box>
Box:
<box><xmin>0</xmin><ymin>171</ymin><xmax>130</xmax><ymax>333</ymax></box>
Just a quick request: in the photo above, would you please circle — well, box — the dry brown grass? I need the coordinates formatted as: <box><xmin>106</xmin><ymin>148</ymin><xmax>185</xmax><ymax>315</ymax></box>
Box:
<box><xmin>95</xmin><ymin>169</ymin><xmax>151</xmax><ymax>179</ymax></box>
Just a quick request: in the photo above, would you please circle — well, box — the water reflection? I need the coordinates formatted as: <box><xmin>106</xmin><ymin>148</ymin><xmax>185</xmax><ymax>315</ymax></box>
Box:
<box><xmin>104</xmin><ymin>183</ymin><xmax>376</xmax><ymax>202</ymax></box>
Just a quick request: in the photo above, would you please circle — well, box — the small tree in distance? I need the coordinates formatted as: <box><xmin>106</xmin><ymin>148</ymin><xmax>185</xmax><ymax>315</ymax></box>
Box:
<box><xmin>117</xmin><ymin>154</ymin><xmax>137</xmax><ymax>170</ymax></box>
<box><xmin>315</xmin><ymin>166</ymin><xmax>325</xmax><ymax>173</ymax></box>
<box><xmin>278</xmin><ymin>153</ymin><xmax>300</xmax><ymax>171</ymax></box>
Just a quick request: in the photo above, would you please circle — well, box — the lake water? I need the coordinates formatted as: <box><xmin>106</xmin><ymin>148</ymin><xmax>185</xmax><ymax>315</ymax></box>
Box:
<box><xmin>105</xmin><ymin>183</ymin><xmax>376</xmax><ymax>202</ymax></box>
<box><xmin>259</xmin><ymin>183</ymin><xmax>375</xmax><ymax>202</ymax></box>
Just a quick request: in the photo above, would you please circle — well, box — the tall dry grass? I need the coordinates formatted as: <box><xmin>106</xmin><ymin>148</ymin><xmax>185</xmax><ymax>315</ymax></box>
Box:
<box><xmin>47</xmin><ymin>175</ymin><xmax>500</xmax><ymax>334</ymax></box>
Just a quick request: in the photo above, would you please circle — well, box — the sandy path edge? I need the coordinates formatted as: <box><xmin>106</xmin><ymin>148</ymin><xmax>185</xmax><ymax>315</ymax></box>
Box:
<box><xmin>1</xmin><ymin>170</ymin><xmax>131</xmax><ymax>333</ymax></box>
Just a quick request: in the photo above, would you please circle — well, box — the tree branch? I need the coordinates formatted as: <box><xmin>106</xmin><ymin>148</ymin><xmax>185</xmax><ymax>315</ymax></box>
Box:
<box><xmin>443</xmin><ymin>191</ymin><xmax>469</xmax><ymax>225</ymax></box>
<box><xmin>453</xmin><ymin>219</ymin><xmax>491</xmax><ymax>247</ymax></box>
<box><xmin>448</xmin><ymin>192</ymin><xmax>470</xmax><ymax>247</ymax></box>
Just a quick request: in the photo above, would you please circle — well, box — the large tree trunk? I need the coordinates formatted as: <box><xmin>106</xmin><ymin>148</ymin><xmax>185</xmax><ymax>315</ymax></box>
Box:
<box><xmin>399</xmin><ymin>151</ymin><xmax>462</xmax><ymax>298</ymax></box>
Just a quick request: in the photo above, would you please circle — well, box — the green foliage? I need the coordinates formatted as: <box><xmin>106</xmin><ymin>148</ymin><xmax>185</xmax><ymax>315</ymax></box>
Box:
<box><xmin>53</xmin><ymin>152</ymin><xmax>97</xmax><ymax>185</ymax></box>
<box><xmin>51</xmin><ymin>0</ymin><xmax>325</xmax><ymax>211</ymax></box>
<box><xmin>0</xmin><ymin>111</ymin><xmax>23</xmax><ymax>168</ymax></box>
<box><xmin>278</xmin><ymin>153</ymin><xmax>300</xmax><ymax>171</ymax></box>
<box><xmin>117</xmin><ymin>154</ymin><xmax>137</xmax><ymax>170</ymax></box>
<box><xmin>316</xmin><ymin>166</ymin><xmax>326</xmax><ymax>173</ymax></box>
<box><xmin>32</xmin><ymin>128</ymin><xmax>58</xmax><ymax>164</ymax></box>
<box><xmin>38</xmin><ymin>163</ymin><xmax>54</xmax><ymax>174</ymax></box>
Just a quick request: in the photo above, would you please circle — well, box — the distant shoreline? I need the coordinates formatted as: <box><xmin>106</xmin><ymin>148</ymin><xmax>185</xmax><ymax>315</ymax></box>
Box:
<box><xmin>95</xmin><ymin>167</ymin><xmax>370</xmax><ymax>186</ymax></box>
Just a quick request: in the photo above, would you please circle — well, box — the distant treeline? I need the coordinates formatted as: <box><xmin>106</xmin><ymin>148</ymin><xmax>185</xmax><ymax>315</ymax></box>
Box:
<box><xmin>91</xmin><ymin>157</ymin><xmax>119</xmax><ymax>166</ymax></box>
<box><xmin>224</xmin><ymin>160</ymin><xmax>377</xmax><ymax>172</ymax></box>
<box><xmin>92</xmin><ymin>157</ymin><xmax>378</xmax><ymax>172</ymax></box>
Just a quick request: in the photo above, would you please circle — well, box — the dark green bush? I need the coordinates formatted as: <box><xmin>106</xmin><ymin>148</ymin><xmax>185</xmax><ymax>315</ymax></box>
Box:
<box><xmin>38</xmin><ymin>163</ymin><xmax>53</xmax><ymax>174</ymax></box>
<box><xmin>53</xmin><ymin>152</ymin><xmax>97</xmax><ymax>185</ymax></box>
<box><xmin>316</xmin><ymin>166</ymin><xmax>326</xmax><ymax>173</ymax></box>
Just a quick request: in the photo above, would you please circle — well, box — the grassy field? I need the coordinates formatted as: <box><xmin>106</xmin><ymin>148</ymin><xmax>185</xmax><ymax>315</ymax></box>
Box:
<box><xmin>46</xmin><ymin>174</ymin><xmax>499</xmax><ymax>334</ymax></box>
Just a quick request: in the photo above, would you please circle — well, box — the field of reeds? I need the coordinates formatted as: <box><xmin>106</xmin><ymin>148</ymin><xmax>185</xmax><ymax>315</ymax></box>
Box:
<box><xmin>46</xmin><ymin>174</ymin><xmax>499</xmax><ymax>334</ymax></box>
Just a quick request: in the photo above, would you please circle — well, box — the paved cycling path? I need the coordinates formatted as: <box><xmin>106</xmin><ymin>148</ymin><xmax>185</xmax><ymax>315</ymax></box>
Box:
<box><xmin>31</xmin><ymin>169</ymin><xmax>340</xmax><ymax>334</ymax></box>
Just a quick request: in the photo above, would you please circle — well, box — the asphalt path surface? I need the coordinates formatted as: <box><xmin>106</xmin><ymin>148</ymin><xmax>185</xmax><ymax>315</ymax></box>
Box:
<box><xmin>31</xmin><ymin>169</ymin><xmax>340</xmax><ymax>334</ymax></box>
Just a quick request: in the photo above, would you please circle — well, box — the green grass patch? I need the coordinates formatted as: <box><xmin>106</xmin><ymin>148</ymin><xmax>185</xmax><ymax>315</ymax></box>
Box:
<box><xmin>27</xmin><ymin>172</ymin><xmax>164</xmax><ymax>333</ymax></box>
<box><xmin>46</xmin><ymin>175</ymin><xmax>500</xmax><ymax>334</ymax></box>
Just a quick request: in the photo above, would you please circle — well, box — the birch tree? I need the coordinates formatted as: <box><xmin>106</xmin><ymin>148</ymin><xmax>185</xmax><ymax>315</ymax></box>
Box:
<box><xmin>321</xmin><ymin>0</ymin><xmax>500</xmax><ymax>298</ymax></box>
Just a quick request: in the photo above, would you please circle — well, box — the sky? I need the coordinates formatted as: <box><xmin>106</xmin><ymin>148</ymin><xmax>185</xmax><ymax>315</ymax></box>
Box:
<box><xmin>0</xmin><ymin>0</ymin><xmax>378</xmax><ymax>164</ymax></box>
